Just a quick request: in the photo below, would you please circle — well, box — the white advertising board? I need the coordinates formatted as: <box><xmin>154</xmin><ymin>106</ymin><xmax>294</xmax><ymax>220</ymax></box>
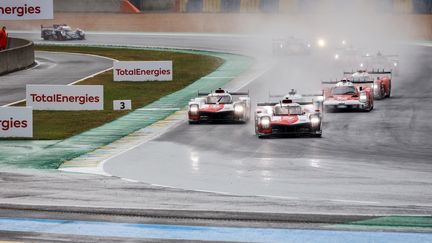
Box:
<box><xmin>0</xmin><ymin>0</ymin><xmax>53</xmax><ymax>20</ymax></box>
<box><xmin>26</xmin><ymin>85</ymin><xmax>104</xmax><ymax>111</ymax></box>
<box><xmin>0</xmin><ymin>107</ymin><xmax>32</xmax><ymax>138</ymax></box>
<box><xmin>113</xmin><ymin>61</ymin><xmax>173</xmax><ymax>81</ymax></box>
<box><xmin>113</xmin><ymin>100</ymin><xmax>132</xmax><ymax>110</ymax></box>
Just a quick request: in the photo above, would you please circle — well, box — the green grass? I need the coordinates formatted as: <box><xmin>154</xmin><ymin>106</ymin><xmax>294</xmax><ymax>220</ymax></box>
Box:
<box><xmin>21</xmin><ymin>45</ymin><xmax>224</xmax><ymax>140</ymax></box>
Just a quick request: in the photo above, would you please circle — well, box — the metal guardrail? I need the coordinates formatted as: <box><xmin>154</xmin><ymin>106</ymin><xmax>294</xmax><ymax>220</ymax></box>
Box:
<box><xmin>0</xmin><ymin>38</ymin><xmax>35</xmax><ymax>75</ymax></box>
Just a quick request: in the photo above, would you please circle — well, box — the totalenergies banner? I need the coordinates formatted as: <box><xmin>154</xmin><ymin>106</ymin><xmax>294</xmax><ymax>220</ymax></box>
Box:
<box><xmin>0</xmin><ymin>0</ymin><xmax>53</xmax><ymax>20</ymax></box>
<box><xmin>26</xmin><ymin>85</ymin><xmax>104</xmax><ymax>110</ymax></box>
<box><xmin>0</xmin><ymin>107</ymin><xmax>33</xmax><ymax>138</ymax></box>
<box><xmin>113</xmin><ymin>61</ymin><xmax>173</xmax><ymax>81</ymax></box>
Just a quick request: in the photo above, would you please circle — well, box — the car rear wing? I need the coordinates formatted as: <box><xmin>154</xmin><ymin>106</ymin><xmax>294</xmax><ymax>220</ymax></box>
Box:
<box><xmin>257</xmin><ymin>102</ymin><xmax>278</xmax><ymax>107</ymax></box>
<box><xmin>40</xmin><ymin>25</ymin><xmax>53</xmax><ymax>30</ymax></box>
<box><xmin>197</xmin><ymin>90</ymin><xmax>249</xmax><ymax>96</ymax></box>
<box><xmin>343</xmin><ymin>70</ymin><xmax>392</xmax><ymax>75</ymax></box>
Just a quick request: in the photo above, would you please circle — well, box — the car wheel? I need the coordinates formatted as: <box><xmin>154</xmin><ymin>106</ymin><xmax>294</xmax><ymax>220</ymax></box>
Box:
<box><xmin>386</xmin><ymin>83</ymin><xmax>391</xmax><ymax>98</ymax></box>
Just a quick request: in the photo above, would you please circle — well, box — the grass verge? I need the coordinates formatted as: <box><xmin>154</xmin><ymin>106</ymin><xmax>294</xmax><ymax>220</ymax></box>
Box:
<box><xmin>18</xmin><ymin>45</ymin><xmax>224</xmax><ymax>140</ymax></box>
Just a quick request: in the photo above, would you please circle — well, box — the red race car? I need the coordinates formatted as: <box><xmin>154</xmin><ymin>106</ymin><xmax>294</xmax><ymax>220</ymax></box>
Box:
<box><xmin>344</xmin><ymin>69</ymin><xmax>392</xmax><ymax>99</ymax></box>
<box><xmin>322</xmin><ymin>79</ymin><xmax>374</xmax><ymax>112</ymax></box>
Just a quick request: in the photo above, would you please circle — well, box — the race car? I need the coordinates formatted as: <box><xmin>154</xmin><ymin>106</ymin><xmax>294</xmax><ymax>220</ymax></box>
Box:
<box><xmin>255</xmin><ymin>90</ymin><xmax>323</xmax><ymax>138</ymax></box>
<box><xmin>322</xmin><ymin>79</ymin><xmax>374</xmax><ymax>112</ymax></box>
<box><xmin>188</xmin><ymin>88</ymin><xmax>250</xmax><ymax>124</ymax></box>
<box><xmin>333</xmin><ymin>45</ymin><xmax>364</xmax><ymax>69</ymax></box>
<box><xmin>344</xmin><ymin>69</ymin><xmax>392</xmax><ymax>99</ymax></box>
<box><xmin>41</xmin><ymin>24</ymin><xmax>85</xmax><ymax>41</ymax></box>
<box><xmin>272</xmin><ymin>36</ymin><xmax>311</xmax><ymax>56</ymax></box>
<box><xmin>362</xmin><ymin>51</ymin><xmax>399</xmax><ymax>76</ymax></box>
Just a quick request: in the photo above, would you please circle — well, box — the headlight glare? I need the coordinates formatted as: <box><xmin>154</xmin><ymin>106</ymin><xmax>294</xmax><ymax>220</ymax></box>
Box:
<box><xmin>261</xmin><ymin>116</ymin><xmax>271</xmax><ymax>129</ymax></box>
<box><xmin>310</xmin><ymin>116</ymin><xmax>320</xmax><ymax>126</ymax></box>
<box><xmin>234</xmin><ymin>105</ymin><xmax>244</xmax><ymax>114</ymax></box>
<box><xmin>360</xmin><ymin>93</ymin><xmax>367</xmax><ymax>102</ymax></box>
<box><xmin>189</xmin><ymin>105</ymin><xmax>199</xmax><ymax>115</ymax></box>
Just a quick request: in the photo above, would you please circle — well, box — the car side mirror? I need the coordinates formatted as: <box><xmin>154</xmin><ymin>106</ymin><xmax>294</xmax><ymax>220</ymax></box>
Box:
<box><xmin>359</xmin><ymin>87</ymin><xmax>363</xmax><ymax>91</ymax></box>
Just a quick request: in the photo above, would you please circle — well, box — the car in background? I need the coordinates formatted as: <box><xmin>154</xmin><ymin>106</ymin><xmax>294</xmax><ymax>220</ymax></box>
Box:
<box><xmin>322</xmin><ymin>79</ymin><xmax>374</xmax><ymax>112</ymax></box>
<box><xmin>272</xmin><ymin>36</ymin><xmax>311</xmax><ymax>56</ymax></box>
<box><xmin>332</xmin><ymin>45</ymin><xmax>364</xmax><ymax>70</ymax></box>
<box><xmin>41</xmin><ymin>24</ymin><xmax>85</xmax><ymax>41</ymax></box>
<box><xmin>362</xmin><ymin>51</ymin><xmax>399</xmax><ymax>76</ymax></box>
<box><xmin>188</xmin><ymin>88</ymin><xmax>250</xmax><ymax>124</ymax></box>
<box><xmin>344</xmin><ymin>69</ymin><xmax>392</xmax><ymax>99</ymax></box>
<box><xmin>255</xmin><ymin>90</ymin><xmax>323</xmax><ymax>138</ymax></box>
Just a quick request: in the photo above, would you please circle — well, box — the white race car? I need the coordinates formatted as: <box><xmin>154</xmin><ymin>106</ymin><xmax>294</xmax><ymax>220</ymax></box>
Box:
<box><xmin>255</xmin><ymin>90</ymin><xmax>323</xmax><ymax>138</ymax></box>
<box><xmin>188</xmin><ymin>88</ymin><xmax>250</xmax><ymax>124</ymax></box>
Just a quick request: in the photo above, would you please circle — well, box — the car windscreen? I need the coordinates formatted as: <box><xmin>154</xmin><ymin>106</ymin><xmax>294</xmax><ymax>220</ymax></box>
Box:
<box><xmin>206</xmin><ymin>95</ymin><xmax>232</xmax><ymax>104</ymax></box>
<box><xmin>274</xmin><ymin>105</ymin><xmax>303</xmax><ymax>116</ymax></box>
<box><xmin>332</xmin><ymin>86</ymin><xmax>356</xmax><ymax>95</ymax></box>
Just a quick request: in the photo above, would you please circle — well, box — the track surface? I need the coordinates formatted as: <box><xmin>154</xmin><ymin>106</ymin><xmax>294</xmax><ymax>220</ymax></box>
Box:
<box><xmin>4</xmin><ymin>32</ymin><xmax>432</xmax><ymax>213</ymax></box>
<box><xmin>0</xmin><ymin>31</ymin><xmax>430</xmax><ymax>242</ymax></box>
<box><xmin>99</xmin><ymin>38</ymin><xmax>432</xmax><ymax>207</ymax></box>
<box><xmin>0</xmin><ymin>50</ymin><xmax>113</xmax><ymax>106</ymax></box>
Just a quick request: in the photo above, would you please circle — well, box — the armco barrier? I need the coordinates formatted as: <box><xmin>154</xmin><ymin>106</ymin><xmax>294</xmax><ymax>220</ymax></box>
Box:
<box><xmin>0</xmin><ymin>38</ymin><xmax>35</xmax><ymax>76</ymax></box>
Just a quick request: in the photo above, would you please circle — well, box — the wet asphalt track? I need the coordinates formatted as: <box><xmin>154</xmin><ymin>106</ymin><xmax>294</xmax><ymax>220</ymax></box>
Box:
<box><xmin>7</xmin><ymin>32</ymin><xmax>432</xmax><ymax>209</ymax></box>
<box><xmin>0</xmin><ymin>50</ymin><xmax>113</xmax><ymax>106</ymax></box>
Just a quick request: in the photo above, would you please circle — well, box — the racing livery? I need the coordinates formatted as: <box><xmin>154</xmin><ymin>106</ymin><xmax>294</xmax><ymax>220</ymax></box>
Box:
<box><xmin>344</xmin><ymin>69</ymin><xmax>392</xmax><ymax>99</ymax></box>
<box><xmin>323</xmin><ymin>79</ymin><xmax>374</xmax><ymax>112</ymax></box>
<box><xmin>255</xmin><ymin>90</ymin><xmax>323</xmax><ymax>138</ymax></box>
<box><xmin>188</xmin><ymin>88</ymin><xmax>250</xmax><ymax>124</ymax></box>
<box><xmin>41</xmin><ymin>24</ymin><xmax>85</xmax><ymax>41</ymax></box>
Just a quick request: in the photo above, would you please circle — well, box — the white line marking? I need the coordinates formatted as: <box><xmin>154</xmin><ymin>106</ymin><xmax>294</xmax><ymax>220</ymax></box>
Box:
<box><xmin>121</xmin><ymin>178</ymin><xmax>139</xmax><ymax>183</ymax></box>
<box><xmin>330</xmin><ymin>199</ymin><xmax>380</xmax><ymax>204</ymax></box>
<box><xmin>256</xmin><ymin>195</ymin><xmax>300</xmax><ymax>200</ymax></box>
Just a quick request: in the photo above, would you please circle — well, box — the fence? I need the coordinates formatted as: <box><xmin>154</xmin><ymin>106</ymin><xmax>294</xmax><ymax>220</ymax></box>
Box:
<box><xmin>0</xmin><ymin>38</ymin><xmax>35</xmax><ymax>75</ymax></box>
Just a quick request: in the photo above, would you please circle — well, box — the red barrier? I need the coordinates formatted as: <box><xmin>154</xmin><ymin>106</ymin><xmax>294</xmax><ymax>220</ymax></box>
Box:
<box><xmin>121</xmin><ymin>0</ymin><xmax>140</xmax><ymax>13</ymax></box>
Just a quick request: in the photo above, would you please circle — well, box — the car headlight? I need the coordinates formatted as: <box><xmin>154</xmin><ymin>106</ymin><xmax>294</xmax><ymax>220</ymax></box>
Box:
<box><xmin>310</xmin><ymin>116</ymin><xmax>320</xmax><ymax>126</ymax></box>
<box><xmin>279</xmin><ymin>43</ymin><xmax>284</xmax><ymax>49</ymax></box>
<box><xmin>360</xmin><ymin>93</ymin><xmax>367</xmax><ymax>103</ymax></box>
<box><xmin>316</xmin><ymin>96</ymin><xmax>324</xmax><ymax>102</ymax></box>
<box><xmin>317</xmin><ymin>38</ymin><xmax>326</xmax><ymax>48</ymax></box>
<box><xmin>260</xmin><ymin>116</ymin><xmax>271</xmax><ymax>129</ymax></box>
<box><xmin>189</xmin><ymin>104</ymin><xmax>199</xmax><ymax>115</ymax></box>
<box><xmin>234</xmin><ymin>104</ymin><xmax>244</xmax><ymax>114</ymax></box>
<box><xmin>334</xmin><ymin>54</ymin><xmax>339</xmax><ymax>60</ymax></box>
<box><xmin>393</xmin><ymin>62</ymin><xmax>398</xmax><ymax>67</ymax></box>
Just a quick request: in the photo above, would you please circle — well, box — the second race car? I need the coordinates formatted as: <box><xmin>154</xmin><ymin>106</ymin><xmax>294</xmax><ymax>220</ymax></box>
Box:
<box><xmin>255</xmin><ymin>90</ymin><xmax>323</xmax><ymax>138</ymax></box>
<box><xmin>188</xmin><ymin>88</ymin><xmax>250</xmax><ymax>124</ymax></box>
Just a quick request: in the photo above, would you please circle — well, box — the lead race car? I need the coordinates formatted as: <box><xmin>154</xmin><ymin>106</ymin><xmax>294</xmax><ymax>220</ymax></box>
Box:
<box><xmin>344</xmin><ymin>69</ymin><xmax>392</xmax><ymax>99</ymax></box>
<box><xmin>188</xmin><ymin>88</ymin><xmax>250</xmax><ymax>124</ymax></box>
<box><xmin>322</xmin><ymin>79</ymin><xmax>374</xmax><ymax>112</ymax></box>
<box><xmin>255</xmin><ymin>90</ymin><xmax>323</xmax><ymax>138</ymax></box>
<box><xmin>41</xmin><ymin>24</ymin><xmax>85</xmax><ymax>41</ymax></box>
